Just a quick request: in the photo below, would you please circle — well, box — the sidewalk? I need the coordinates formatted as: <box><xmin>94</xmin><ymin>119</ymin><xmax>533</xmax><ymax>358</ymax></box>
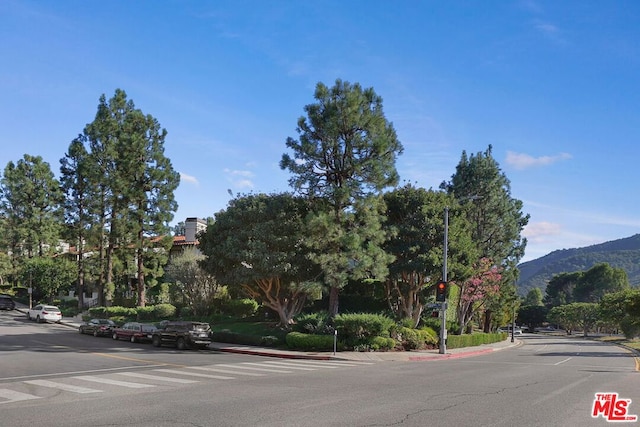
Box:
<box><xmin>15</xmin><ymin>303</ymin><xmax>520</xmax><ymax>362</ymax></box>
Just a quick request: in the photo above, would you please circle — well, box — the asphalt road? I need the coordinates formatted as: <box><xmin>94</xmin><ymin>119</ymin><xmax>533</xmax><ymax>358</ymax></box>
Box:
<box><xmin>1</xmin><ymin>309</ymin><xmax>638</xmax><ymax>427</ymax></box>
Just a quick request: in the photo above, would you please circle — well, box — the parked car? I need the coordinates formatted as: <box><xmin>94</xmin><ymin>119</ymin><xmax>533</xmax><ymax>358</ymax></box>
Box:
<box><xmin>498</xmin><ymin>325</ymin><xmax>522</xmax><ymax>335</ymax></box>
<box><xmin>112</xmin><ymin>322</ymin><xmax>157</xmax><ymax>343</ymax></box>
<box><xmin>0</xmin><ymin>295</ymin><xmax>15</xmax><ymax>310</ymax></box>
<box><xmin>79</xmin><ymin>318</ymin><xmax>116</xmax><ymax>337</ymax></box>
<box><xmin>27</xmin><ymin>304</ymin><xmax>62</xmax><ymax>323</ymax></box>
<box><xmin>151</xmin><ymin>321</ymin><xmax>211</xmax><ymax>350</ymax></box>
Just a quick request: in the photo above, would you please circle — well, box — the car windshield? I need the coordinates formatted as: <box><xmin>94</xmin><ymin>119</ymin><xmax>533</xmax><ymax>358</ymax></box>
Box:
<box><xmin>192</xmin><ymin>324</ymin><xmax>210</xmax><ymax>332</ymax></box>
<box><xmin>44</xmin><ymin>306</ymin><xmax>60</xmax><ymax>311</ymax></box>
<box><xmin>97</xmin><ymin>319</ymin><xmax>114</xmax><ymax>325</ymax></box>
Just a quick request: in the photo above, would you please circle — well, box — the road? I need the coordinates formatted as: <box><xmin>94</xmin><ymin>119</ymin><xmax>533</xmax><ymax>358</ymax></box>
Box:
<box><xmin>1</xmin><ymin>309</ymin><xmax>638</xmax><ymax>427</ymax></box>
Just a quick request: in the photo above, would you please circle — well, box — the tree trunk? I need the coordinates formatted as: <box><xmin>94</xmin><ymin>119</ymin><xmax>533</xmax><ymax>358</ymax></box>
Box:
<box><xmin>328</xmin><ymin>286</ymin><xmax>339</xmax><ymax>318</ymax></box>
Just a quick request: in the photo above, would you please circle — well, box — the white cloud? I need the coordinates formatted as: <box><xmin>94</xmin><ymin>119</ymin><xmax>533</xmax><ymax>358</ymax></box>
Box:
<box><xmin>532</xmin><ymin>20</ymin><xmax>568</xmax><ymax>46</ymax></box>
<box><xmin>224</xmin><ymin>168</ymin><xmax>253</xmax><ymax>177</ymax></box>
<box><xmin>523</xmin><ymin>221</ymin><xmax>562</xmax><ymax>242</ymax></box>
<box><xmin>505</xmin><ymin>151</ymin><xmax>572</xmax><ymax>170</ymax></box>
<box><xmin>179</xmin><ymin>172</ymin><xmax>199</xmax><ymax>185</ymax></box>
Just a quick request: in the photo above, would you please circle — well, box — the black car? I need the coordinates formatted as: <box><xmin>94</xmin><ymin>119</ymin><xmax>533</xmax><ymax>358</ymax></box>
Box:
<box><xmin>151</xmin><ymin>321</ymin><xmax>211</xmax><ymax>350</ymax></box>
<box><xmin>79</xmin><ymin>318</ymin><xmax>117</xmax><ymax>337</ymax></box>
<box><xmin>0</xmin><ymin>295</ymin><xmax>15</xmax><ymax>310</ymax></box>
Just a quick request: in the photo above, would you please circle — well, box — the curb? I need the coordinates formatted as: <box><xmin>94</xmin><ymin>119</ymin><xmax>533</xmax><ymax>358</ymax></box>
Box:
<box><xmin>212</xmin><ymin>346</ymin><xmax>334</xmax><ymax>360</ymax></box>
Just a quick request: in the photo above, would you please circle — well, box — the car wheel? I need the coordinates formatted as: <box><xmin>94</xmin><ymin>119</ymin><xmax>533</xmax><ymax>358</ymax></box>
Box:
<box><xmin>79</xmin><ymin>328</ymin><xmax>83</xmax><ymax>334</ymax></box>
<box><xmin>112</xmin><ymin>332</ymin><xmax>118</xmax><ymax>340</ymax></box>
<box><xmin>27</xmin><ymin>313</ymin><xmax>31</xmax><ymax>320</ymax></box>
<box><xmin>130</xmin><ymin>335</ymin><xmax>137</xmax><ymax>343</ymax></box>
<box><xmin>152</xmin><ymin>335</ymin><xmax>161</xmax><ymax>347</ymax></box>
<box><xmin>36</xmin><ymin>315</ymin><xmax>41</xmax><ymax>323</ymax></box>
<box><xmin>176</xmin><ymin>337</ymin><xmax>186</xmax><ymax>350</ymax></box>
<box><xmin>93</xmin><ymin>330</ymin><xmax>99</xmax><ymax>337</ymax></box>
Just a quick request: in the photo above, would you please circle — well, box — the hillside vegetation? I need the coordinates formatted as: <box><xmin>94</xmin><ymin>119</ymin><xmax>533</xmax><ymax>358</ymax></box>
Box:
<box><xmin>517</xmin><ymin>234</ymin><xmax>640</xmax><ymax>296</ymax></box>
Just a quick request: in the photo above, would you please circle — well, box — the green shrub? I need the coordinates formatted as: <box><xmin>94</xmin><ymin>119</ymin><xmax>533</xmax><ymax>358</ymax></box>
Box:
<box><xmin>222</xmin><ymin>298</ymin><xmax>259</xmax><ymax>318</ymax></box>
<box><xmin>136</xmin><ymin>306</ymin><xmax>155</xmax><ymax>321</ymax></box>
<box><xmin>369</xmin><ymin>336</ymin><xmax>396</xmax><ymax>351</ymax></box>
<box><xmin>285</xmin><ymin>332</ymin><xmax>337</xmax><ymax>351</ymax></box>
<box><xmin>152</xmin><ymin>303</ymin><xmax>176</xmax><ymax>319</ymax></box>
<box><xmin>334</xmin><ymin>313</ymin><xmax>395</xmax><ymax>340</ymax></box>
<box><xmin>446</xmin><ymin>333</ymin><xmax>504</xmax><ymax>349</ymax></box>
<box><xmin>417</xmin><ymin>327</ymin><xmax>438</xmax><ymax>347</ymax></box>
<box><xmin>293</xmin><ymin>312</ymin><xmax>332</xmax><ymax>334</ymax></box>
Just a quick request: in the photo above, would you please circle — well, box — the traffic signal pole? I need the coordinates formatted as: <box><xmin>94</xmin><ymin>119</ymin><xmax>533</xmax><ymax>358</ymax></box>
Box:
<box><xmin>440</xmin><ymin>207</ymin><xmax>449</xmax><ymax>354</ymax></box>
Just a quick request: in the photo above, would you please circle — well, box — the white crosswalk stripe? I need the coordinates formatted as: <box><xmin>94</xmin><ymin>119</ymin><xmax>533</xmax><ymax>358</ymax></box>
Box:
<box><xmin>154</xmin><ymin>368</ymin><xmax>234</xmax><ymax>380</ymax></box>
<box><xmin>73</xmin><ymin>375</ymin><xmax>156</xmax><ymax>388</ymax></box>
<box><xmin>23</xmin><ymin>379</ymin><xmax>103</xmax><ymax>394</ymax></box>
<box><xmin>215</xmin><ymin>363</ymin><xmax>293</xmax><ymax>373</ymax></box>
<box><xmin>253</xmin><ymin>361</ymin><xmax>317</xmax><ymax>371</ymax></box>
<box><xmin>0</xmin><ymin>359</ymin><xmax>378</xmax><ymax>406</ymax></box>
<box><xmin>188</xmin><ymin>365</ymin><xmax>265</xmax><ymax>376</ymax></box>
<box><xmin>114</xmin><ymin>372</ymin><xmax>199</xmax><ymax>384</ymax></box>
<box><xmin>0</xmin><ymin>389</ymin><xmax>41</xmax><ymax>404</ymax></box>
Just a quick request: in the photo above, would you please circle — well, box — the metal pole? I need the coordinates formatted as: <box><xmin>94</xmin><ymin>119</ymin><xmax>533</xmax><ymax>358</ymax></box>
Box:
<box><xmin>439</xmin><ymin>207</ymin><xmax>449</xmax><ymax>354</ymax></box>
<box><xmin>511</xmin><ymin>304</ymin><xmax>515</xmax><ymax>343</ymax></box>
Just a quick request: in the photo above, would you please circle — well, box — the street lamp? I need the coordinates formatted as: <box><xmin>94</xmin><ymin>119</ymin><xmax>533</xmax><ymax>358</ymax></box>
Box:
<box><xmin>439</xmin><ymin>207</ymin><xmax>450</xmax><ymax>354</ymax></box>
<box><xmin>440</xmin><ymin>196</ymin><xmax>480</xmax><ymax>354</ymax></box>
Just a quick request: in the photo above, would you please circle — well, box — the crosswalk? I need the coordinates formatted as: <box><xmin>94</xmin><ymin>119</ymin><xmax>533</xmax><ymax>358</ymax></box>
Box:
<box><xmin>0</xmin><ymin>359</ymin><xmax>374</xmax><ymax>405</ymax></box>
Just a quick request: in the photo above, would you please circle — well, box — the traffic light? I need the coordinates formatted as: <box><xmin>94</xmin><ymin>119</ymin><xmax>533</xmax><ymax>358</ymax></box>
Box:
<box><xmin>435</xmin><ymin>280</ymin><xmax>447</xmax><ymax>302</ymax></box>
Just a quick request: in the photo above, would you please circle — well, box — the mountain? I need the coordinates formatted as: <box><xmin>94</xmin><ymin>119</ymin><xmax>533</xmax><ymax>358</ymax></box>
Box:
<box><xmin>516</xmin><ymin>234</ymin><xmax>640</xmax><ymax>296</ymax></box>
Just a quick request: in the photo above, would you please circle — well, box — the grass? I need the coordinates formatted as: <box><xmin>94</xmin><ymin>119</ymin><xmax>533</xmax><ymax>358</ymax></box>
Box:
<box><xmin>593</xmin><ymin>335</ymin><xmax>640</xmax><ymax>351</ymax></box>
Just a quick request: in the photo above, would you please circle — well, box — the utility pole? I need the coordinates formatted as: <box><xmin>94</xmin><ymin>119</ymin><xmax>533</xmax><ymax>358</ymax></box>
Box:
<box><xmin>440</xmin><ymin>207</ymin><xmax>448</xmax><ymax>354</ymax></box>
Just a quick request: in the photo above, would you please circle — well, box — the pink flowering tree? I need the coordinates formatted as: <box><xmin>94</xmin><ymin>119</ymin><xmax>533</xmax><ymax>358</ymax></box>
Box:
<box><xmin>456</xmin><ymin>258</ymin><xmax>502</xmax><ymax>334</ymax></box>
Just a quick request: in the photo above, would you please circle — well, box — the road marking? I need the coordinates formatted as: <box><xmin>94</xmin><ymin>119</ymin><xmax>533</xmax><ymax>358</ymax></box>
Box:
<box><xmin>89</xmin><ymin>352</ymin><xmax>185</xmax><ymax>367</ymax></box>
<box><xmin>265</xmin><ymin>361</ymin><xmax>340</xmax><ymax>369</ymax></box>
<box><xmin>154</xmin><ymin>369</ymin><xmax>234</xmax><ymax>380</ymax></box>
<box><xmin>114</xmin><ymin>372</ymin><xmax>199</xmax><ymax>384</ymax></box>
<box><xmin>189</xmin><ymin>366</ymin><xmax>264</xmax><ymax>377</ymax></box>
<box><xmin>255</xmin><ymin>362</ymin><xmax>316</xmax><ymax>371</ymax></box>
<box><xmin>73</xmin><ymin>375</ymin><xmax>155</xmax><ymax>388</ymax></box>
<box><xmin>554</xmin><ymin>357</ymin><xmax>572</xmax><ymax>365</ymax></box>
<box><xmin>0</xmin><ymin>364</ymin><xmax>167</xmax><ymax>382</ymax></box>
<box><xmin>0</xmin><ymin>389</ymin><xmax>41</xmax><ymax>404</ymax></box>
<box><xmin>291</xmin><ymin>360</ymin><xmax>373</xmax><ymax>367</ymax></box>
<box><xmin>23</xmin><ymin>379</ymin><xmax>103</xmax><ymax>394</ymax></box>
<box><xmin>215</xmin><ymin>363</ymin><xmax>292</xmax><ymax>374</ymax></box>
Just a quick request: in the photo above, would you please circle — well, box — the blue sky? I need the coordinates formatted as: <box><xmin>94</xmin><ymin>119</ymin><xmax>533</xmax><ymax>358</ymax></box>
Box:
<box><xmin>1</xmin><ymin>1</ymin><xmax>639</xmax><ymax>263</ymax></box>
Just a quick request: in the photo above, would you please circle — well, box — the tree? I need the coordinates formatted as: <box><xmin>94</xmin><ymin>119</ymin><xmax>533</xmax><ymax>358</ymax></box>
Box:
<box><xmin>456</xmin><ymin>257</ymin><xmax>503</xmax><ymax>333</ymax></box>
<box><xmin>199</xmin><ymin>193</ymin><xmax>321</xmax><ymax>326</ymax></box>
<box><xmin>0</xmin><ymin>155</ymin><xmax>63</xmax><ymax>262</ymax></box>
<box><xmin>20</xmin><ymin>256</ymin><xmax>77</xmax><ymax>303</ymax></box>
<box><xmin>60</xmin><ymin>138</ymin><xmax>96</xmax><ymax>309</ymax></box>
<box><xmin>165</xmin><ymin>248</ymin><xmax>224</xmax><ymax>317</ymax></box>
<box><xmin>382</xmin><ymin>185</ymin><xmax>476</xmax><ymax>327</ymax></box>
<box><xmin>441</xmin><ymin>145</ymin><xmax>529</xmax><ymax>331</ymax></box>
<box><xmin>524</xmin><ymin>287</ymin><xmax>544</xmax><ymax>306</ymax></box>
<box><xmin>573</xmin><ymin>263</ymin><xmax>629</xmax><ymax>303</ymax></box>
<box><xmin>280</xmin><ymin>79</ymin><xmax>403</xmax><ymax>316</ymax></box>
<box><xmin>545</xmin><ymin>271</ymin><xmax>581</xmax><ymax>307</ymax></box>
<box><xmin>122</xmin><ymin>104</ymin><xmax>180</xmax><ymax>307</ymax></box>
<box><xmin>600</xmin><ymin>289</ymin><xmax>640</xmax><ymax>339</ymax></box>
<box><xmin>80</xmin><ymin>89</ymin><xmax>180</xmax><ymax>306</ymax></box>
<box><xmin>517</xmin><ymin>305</ymin><xmax>547</xmax><ymax>332</ymax></box>
<box><xmin>548</xmin><ymin>302</ymin><xmax>600</xmax><ymax>336</ymax></box>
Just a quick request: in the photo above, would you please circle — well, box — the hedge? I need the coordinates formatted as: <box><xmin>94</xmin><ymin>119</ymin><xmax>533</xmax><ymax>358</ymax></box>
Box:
<box><xmin>286</xmin><ymin>332</ymin><xmax>338</xmax><ymax>351</ymax></box>
<box><xmin>446</xmin><ymin>332</ymin><xmax>505</xmax><ymax>349</ymax></box>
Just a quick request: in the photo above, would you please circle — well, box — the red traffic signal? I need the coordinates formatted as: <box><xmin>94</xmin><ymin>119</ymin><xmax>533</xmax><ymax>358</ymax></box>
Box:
<box><xmin>435</xmin><ymin>281</ymin><xmax>447</xmax><ymax>302</ymax></box>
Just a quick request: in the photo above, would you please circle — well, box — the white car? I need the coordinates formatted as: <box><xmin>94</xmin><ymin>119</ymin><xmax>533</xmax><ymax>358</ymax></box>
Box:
<box><xmin>498</xmin><ymin>326</ymin><xmax>522</xmax><ymax>335</ymax></box>
<box><xmin>27</xmin><ymin>304</ymin><xmax>62</xmax><ymax>323</ymax></box>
